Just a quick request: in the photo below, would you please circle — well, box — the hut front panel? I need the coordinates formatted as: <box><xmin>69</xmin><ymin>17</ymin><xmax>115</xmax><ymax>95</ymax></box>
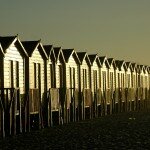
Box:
<box><xmin>80</xmin><ymin>59</ymin><xmax>90</xmax><ymax>90</ymax></box>
<box><xmin>126</xmin><ymin>68</ymin><xmax>131</xmax><ymax>88</ymax></box>
<box><xmin>4</xmin><ymin>43</ymin><xmax>24</xmax><ymax>94</ymax></box>
<box><xmin>108</xmin><ymin>65</ymin><xmax>115</xmax><ymax>91</ymax></box>
<box><xmin>29</xmin><ymin>48</ymin><xmax>44</xmax><ymax>100</ymax></box>
<box><xmin>66</xmin><ymin>55</ymin><xmax>79</xmax><ymax>89</ymax></box>
<box><xmin>56</xmin><ymin>61</ymin><xmax>63</xmax><ymax>88</ymax></box>
<box><xmin>100</xmin><ymin>64</ymin><xmax>108</xmax><ymax>92</ymax></box>
<box><xmin>91</xmin><ymin>61</ymin><xmax>100</xmax><ymax>93</ymax></box>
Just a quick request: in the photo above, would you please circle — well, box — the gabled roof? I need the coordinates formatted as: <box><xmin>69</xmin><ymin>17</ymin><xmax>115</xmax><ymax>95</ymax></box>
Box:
<box><xmin>144</xmin><ymin>65</ymin><xmax>149</xmax><ymax>74</ymax></box>
<box><xmin>88</xmin><ymin>54</ymin><xmax>101</xmax><ymax>67</ymax></box>
<box><xmin>140</xmin><ymin>65</ymin><xmax>145</xmax><ymax>73</ymax></box>
<box><xmin>0</xmin><ymin>36</ymin><xmax>17</xmax><ymax>52</ymax></box>
<box><xmin>131</xmin><ymin>63</ymin><xmax>137</xmax><ymax>72</ymax></box>
<box><xmin>21</xmin><ymin>40</ymin><xmax>48</xmax><ymax>59</ymax></box>
<box><xmin>99</xmin><ymin>56</ymin><xmax>110</xmax><ymax>68</ymax></box>
<box><xmin>107</xmin><ymin>58</ymin><xmax>116</xmax><ymax>69</ymax></box>
<box><xmin>115</xmin><ymin>60</ymin><xmax>127</xmax><ymax>71</ymax></box>
<box><xmin>0</xmin><ymin>35</ymin><xmax>28</xmax><ymax>57</ymax></box>
<box><xmin>62</xmin><ymin>49</ymin><xmax>80</xmax><ymax>64</ymax></box>
<box><xmin>53</xmin><ymin>47</ymin><xmax>65</xmax><ymax>63</ymax></box>
<box><xmin>43</xmin><ymin>45</ymin><xmax>55</xmax><ymax>61</ymax></box>
<box><xmin>77</xmin><ymin>52</ymin><xmax>91</xmax><ymax>66</ymax></box>
<box><xmin>43</xmin><ymin>45</ymin><xmax>53</xmax><ymax>57</ymax></box>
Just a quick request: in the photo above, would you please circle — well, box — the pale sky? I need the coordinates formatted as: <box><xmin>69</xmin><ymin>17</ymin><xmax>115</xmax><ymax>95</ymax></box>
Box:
<box><xmin>0</xmin><ymin>0</ymin><xmax>150</xmax><ymax>65</ymax></box>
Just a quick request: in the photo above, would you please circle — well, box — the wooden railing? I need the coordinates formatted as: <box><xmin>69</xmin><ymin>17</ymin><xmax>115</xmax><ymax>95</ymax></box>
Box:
<box><xmin>0</xmin><ymin>88</ymin><xmax>22</xmax><ymax>137</ymax></box>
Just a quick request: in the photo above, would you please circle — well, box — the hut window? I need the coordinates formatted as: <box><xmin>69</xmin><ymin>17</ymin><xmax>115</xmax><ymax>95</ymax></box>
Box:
<box><xmin>131</xmin><ymin>74</ymin><xmax>135</xmax><ymax>88</ymax></box>
<box><xmin>102</xmin><ymin>71</ymin><xmax>106</xmax><ymax>91</ymax></box>
<box><xmin>50</xmin><ymin>64</ymin><xmax>56</xmax><ymax>88</ymax></box>
<box><xmin>93</xmin><ymin>70</ymin><xmax>97</xmax><ymax>92</ymax></box>
<box><xmin>33</xmin><ymin>63</ymin><xmax>41</xmax><ymax>89</ymax></box>
<box><xmin>70</xmin><ymin>67</ymin><xmax>75</xmax><ymax>89</ymax></box>
<box><xmin>83</xmin><ymin>69</ymin><xmax>87</xmax><ymax>89</ymax></box>
<box><xmin>110</xmin><ymin>72</ymin><xmax>113</xmax><ymax>90</ymax></box>
<box><xmin>127</xmin><ymin>74</ymin><xmax>130</xmax><ymax>88</ymax></box>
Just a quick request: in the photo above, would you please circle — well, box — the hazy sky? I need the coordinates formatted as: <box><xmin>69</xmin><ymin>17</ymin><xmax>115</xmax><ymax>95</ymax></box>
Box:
<box><xmin>0</xmin><ymin>0</ymin><xmax>150</xmax><ymax>65</ymax></box>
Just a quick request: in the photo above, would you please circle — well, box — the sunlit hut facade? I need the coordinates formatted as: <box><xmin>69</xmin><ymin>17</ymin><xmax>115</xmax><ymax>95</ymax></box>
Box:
<box><xmin>22</xmin><ymin>40</ymin><xmax>48</xmax><ymax>131</ymax></box>
<box><xmin>107</xmin><ymin>58</ymin><xmax>117</xmax><ymax>114</ymax></box>
<box><xmin>115</xmin><ymin>60</ymin><xmax>127</xmax><ymax>112</ymax></box>
<box><xmin>88</xmin><ymin>54</ymin><xmax>101</xmax><ymax>118</ymax></box>
<box><xmin>99</xmin><ymin>56</ymin><xmax>110</xmax><ymax>115</ymax></box>
<box><xmin>77</xmin><ymin>52</ymin><xmax>91</xmax><ymax>120</ymax></box>
<box><xmin>62</xmin><ymin>49</ymin><xmax>80</xmax><ymax>123</ymax></box>
<box><xmin>0</xmin><ymin>35</ymin><xmax>28</xmax><ymax>136</ymax></box>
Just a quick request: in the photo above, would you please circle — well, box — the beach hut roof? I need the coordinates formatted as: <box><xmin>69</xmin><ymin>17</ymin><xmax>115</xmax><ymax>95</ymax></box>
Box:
<box><xmin>22</xmin><ymin>40</ymin><xmax>48</xmax><ymax>59</ymax></box>
<box><xmin>62</xmin><ymin>49</ymin><xmax>80</xmax><ymax>64</ymax></box>
<box><xmin>77</xmin><ymin>52</ymin><xmax>91</xmax><ymax>65</ymax></box>
<box><xmin>88</xmin><ymin>54</ymin><xmax>101</xmax><ymax>67</ymax></box>
<box><xmin>0</xmin><ymin>35</ymin><xmax>28</xmax><ymax>57</ymax></box>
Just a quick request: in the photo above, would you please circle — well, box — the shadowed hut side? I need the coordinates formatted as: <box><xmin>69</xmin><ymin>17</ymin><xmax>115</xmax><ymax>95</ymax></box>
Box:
<box><xmin>43</xmin><ymin>45</ymin><xmax>53</xmax><ymax>127</ymax></box>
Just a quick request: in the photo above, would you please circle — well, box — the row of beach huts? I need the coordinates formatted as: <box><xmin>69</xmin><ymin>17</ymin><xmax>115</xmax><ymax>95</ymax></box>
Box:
<box><xmin>0</xmin><ymin>35</ymin><xmax>149</xmax><ymax>137</ymax></box>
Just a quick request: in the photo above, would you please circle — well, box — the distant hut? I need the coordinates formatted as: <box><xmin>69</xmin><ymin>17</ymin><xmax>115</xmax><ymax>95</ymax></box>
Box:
<box><xmin>77</xmin><ymin>52</ymin><xmax>91</xmax><ymax>120</ymax></box>
<box><xmin>137</xmin><ymin>64</ymin><xmax>146</xmax><ymax>109</ymax></box>
<box><xmin>143</xmin><ymin>65</ymin><xmax>149</xmax><ymax>108</ymax></box>
<box><xmin>107</xmin><ymin>58</ymin><xmax>117</xmax><ymax>114</ymax></box>
<box><xmin>88</xmin><ymin>54</ymin><xmax>101</xmax><ymax>118</ymax></box>
<box><xmin>22</xmin><ymin>40</ymin><xmax>48</xmax><ymax>131</ymax></box>
<box><xmin>48</xmin><ymin>47</ymin><xmax>65</xmax><ymax>126</ymax></box>
<box><xmin>125</xmin><ymin>62</ymin><xmax>134</xmax><ymax>111</ymax></box>
<box><xmin>130</xmin><ymin>63</ymin><xmax>138</xmax><ymax>110</ymax></box>
<box><xmin>0</xmin><ymin>35</ymin><xmax>28</xmax><ymax>136</ymax></box>
<box><xmin>115</xmin><ymin>60</ymin><xmax>127</xmax><ymax>112</ymax></box>
<box><xmin>62</xmin><ymin>49</ymin><xmax>80</xmax><ymax>123</ymax></box>
<box><xmin>99</xmin><ymin>56</ymin><xmax>110</xmax><ymax>115</ymax></box>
